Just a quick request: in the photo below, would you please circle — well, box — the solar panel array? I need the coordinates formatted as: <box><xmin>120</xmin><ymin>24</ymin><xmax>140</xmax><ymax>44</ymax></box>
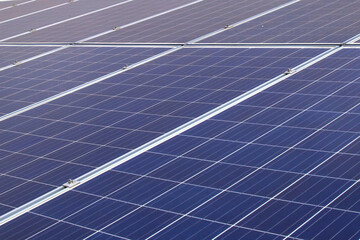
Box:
<box><xmin>0</xmin><ymin>0</ymin><xmax>359</xmax><ymax>239</ymax></box>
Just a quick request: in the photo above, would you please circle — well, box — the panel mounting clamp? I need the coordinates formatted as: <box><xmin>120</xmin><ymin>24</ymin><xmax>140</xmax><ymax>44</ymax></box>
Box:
<box><xmin>62</xmin><ymin>179</ymin><xmax>81</xmax><ymax>188</ymax></box>
<box><xmin>224</xmin><ymin>24</ymin><xmax>233</xmax><ymax>29</ymax></box>
<box><xmin>284</xmin><ymin>68</ymin><xmax>296</xmax><ymax>75</ymax></box>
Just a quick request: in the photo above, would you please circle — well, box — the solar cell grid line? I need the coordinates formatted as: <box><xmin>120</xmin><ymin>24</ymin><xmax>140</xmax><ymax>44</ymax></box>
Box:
<box><xmin>0</xmin><ymin>0</ymin><xmax>134</xmax><ymax>42</ymax></box>
<box><xmin>85</xmin><ymin>0</ymin><xmax>291</xmax><ymax>44</ymax></box>
<box><xmin>0</xmin><ymin>48</ymin><xmax>326</xmax><ymax>225</ymax></box>
<box><xmin>5</xmin><ymin>0</ymin><xmax>200</xmax><ymax>43</ymax></box>
<box><xmin>0</xmin><ymin>0</ymin><xmax>73</xmax><ymax>25</ymax></box>
<box><xmin>201</xmin><ymin>0</ymin><xmax>360</xmax><ymax>44</ymax></box>
<box><xmin>0</xmin><ymin>46</ymin><xmax>168</xmax><ymax>117</ymax></box>
<box><xmin>4</xmin><ymin>48</ymin><xmax>358</xmax><ymax>238</ymax></box>
<box><xmin>283</xmin><ymin>177</ymin><xmax>360</xmax><ymax>239</ymax></box>
<box><xmin>288</xmin><ymin>183</ymin><xmax>360</xmax><ymax>240</ymax></box>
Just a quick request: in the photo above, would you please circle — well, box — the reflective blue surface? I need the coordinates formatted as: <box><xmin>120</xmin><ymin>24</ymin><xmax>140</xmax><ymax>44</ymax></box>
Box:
<box><xmin>2</xmin><ymin>49</ymin><xmax>358</xmax><ymax>239</ymax></box>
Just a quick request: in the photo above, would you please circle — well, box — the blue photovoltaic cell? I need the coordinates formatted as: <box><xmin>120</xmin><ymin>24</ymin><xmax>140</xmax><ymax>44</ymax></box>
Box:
<box><xmin>89</xmin><ymin>0</ymin><xmax>288</xmax><ymax>43</ymax></box>
<box><xmin>0</xmin><ymin>47</ymin><xmax>323</xmax><ymax>219</ymax></box>
<box><xmin>0</xmin><ymin>46</ymin><xmax>56</xmax><ymax>68</ymax></box>
<box><xmin>0</xmin><ymin>46</ymin><xmax>166</xmax><ymax>115</ymax></box>
<box><xmin>201</xmin><ymin>0</ymin><xmax>360</xmax><ymax>44</ymax></box>
<box><xmin>6</xmin><ymin>0</ymin><xmax>195</xmax><ymax>43</ymax></box>
<box><xmin>3</xmin><ymin>48</ymin><xmax>359</xmax><ymax>239</ymax></box>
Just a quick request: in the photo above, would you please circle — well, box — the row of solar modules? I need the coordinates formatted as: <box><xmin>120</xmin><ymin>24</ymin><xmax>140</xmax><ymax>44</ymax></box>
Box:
<box><xmin>0</xmin><ymin>46</ymin><xmax>359</xmax><ymax>239</ymax></box>
<box><xmin>0</xmin><ymin>0</ymin><xmax>359</xmax><ymax>239</ymax></box>
<box><xmin>0</xmin><ymin>0</ymin><xmax>359</xmax><ymax>43</ymax></box>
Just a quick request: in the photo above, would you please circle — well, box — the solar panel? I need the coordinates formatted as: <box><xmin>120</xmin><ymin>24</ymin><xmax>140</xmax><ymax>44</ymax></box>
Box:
<box><xmin>0</xmin><ymin>0</ymin><xmax>359</xmax><ymax>239</ymax></box>
<box><xmin>201</xmin><ymin>0</ymin><xmax>360</xmax><ymax>44</ymax></box>
<box><xmin>1</xmin><ymin>48</ymin><xmax>357</xmax><ymax>239</ymax></box>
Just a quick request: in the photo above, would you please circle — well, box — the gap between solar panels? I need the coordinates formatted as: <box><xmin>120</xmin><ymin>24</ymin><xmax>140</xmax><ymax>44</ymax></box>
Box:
<box><xmin>0</xmin><ymin>45</ymin><xmax>342</xmax><ymax>226</ymax></box>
